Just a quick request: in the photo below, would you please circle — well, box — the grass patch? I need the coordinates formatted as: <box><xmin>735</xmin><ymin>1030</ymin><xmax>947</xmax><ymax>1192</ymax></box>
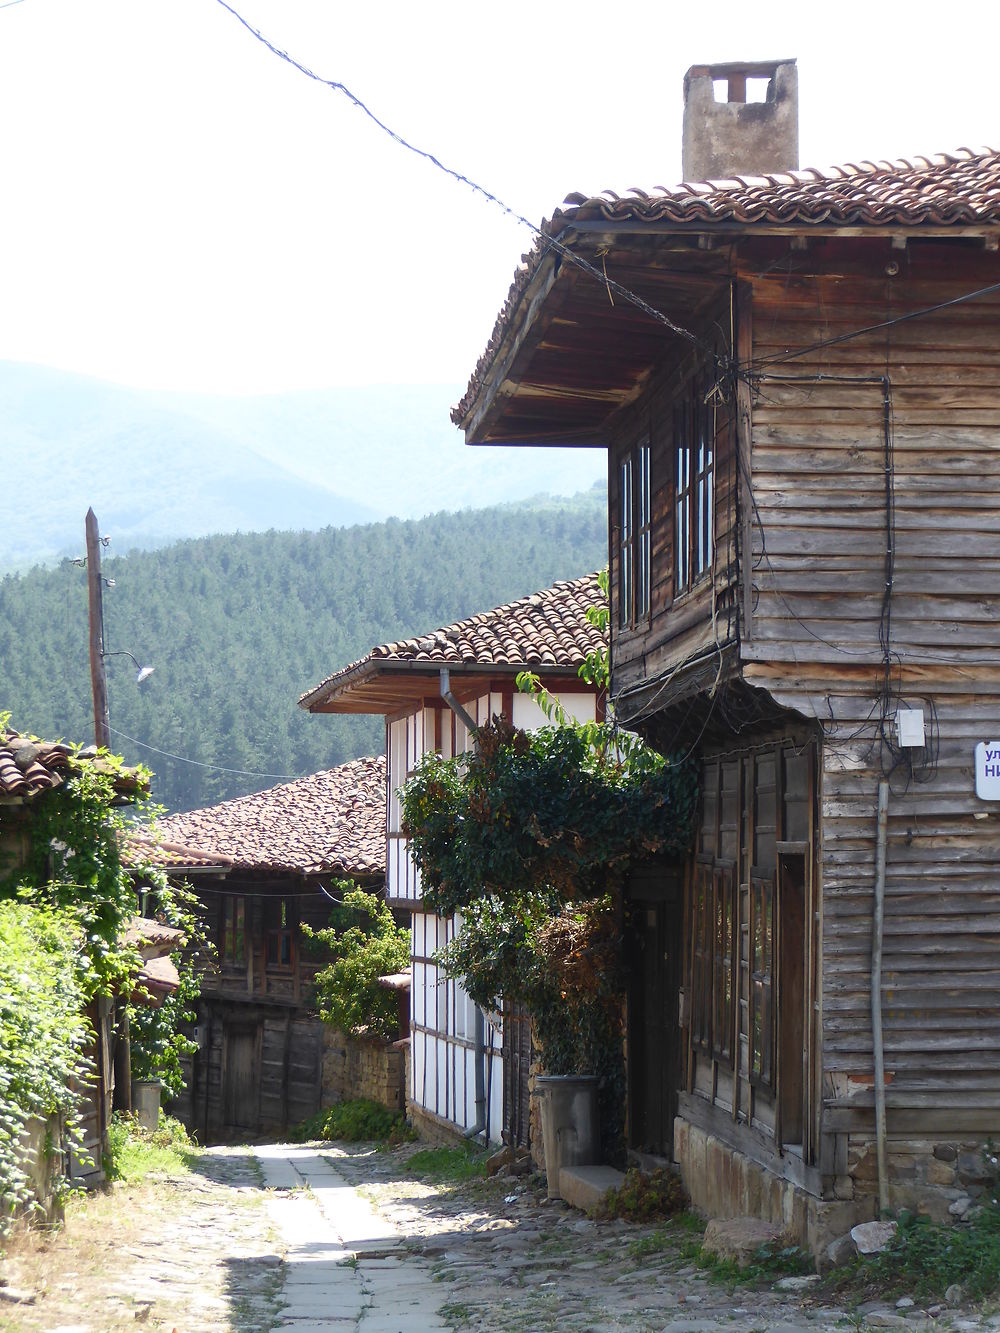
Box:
<box><xmin>405</xmin><ymin>1144</ymin><xmax>487</xmax><ymax>1183</ymax></box>
<box><xmin>686</xmin><ymin>1237</ymin><xmax>812</xmax><ymax>1288</ymax></box>
<box><xmin>827</xmin><ymin>1208</ymin><xmax>1000</xmax><ymax>1305</ymax></box>
<box><xmin>290</xmin><ymin>1100</ymin><xmax>412</xmax><ymax>1144</ymax></box>
<box><xmin>628</xmin><ymin>1210</ymin><xmax>705</xmax><ymax>1259</ymax></box>
<box><xmin>105</xmin><ymin>1112</ymin><xmax>197</xmax><ymax>1183</ymax></box>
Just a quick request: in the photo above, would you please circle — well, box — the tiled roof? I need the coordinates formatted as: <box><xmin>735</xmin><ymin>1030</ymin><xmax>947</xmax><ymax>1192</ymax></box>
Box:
<box><xmin>0</xmin><ymin>729</ymin><xmax>145</xmax><ymax>803</ymax></box>
<box><xmin>559</xmin><ymin>147</ymin><xmax>1000</xmax><ymax>231</ymax></box>
<box><xmin>127</xmin><ymin>836</ymin><xmax>233</xmax><ymax>872</ymax></box>
<box><xmin>300</xmin><ymin>572</ymin><xmax>606</xmax><ymax>711</ymax></box>
<box><xmin>454</xmin><ymin>147</ymin><xmax>1000</xmax><ymax>425</ymax></box>
<box><xmin>154</xmin><ymin>756</ymin><xmax>385</xmax><ymax>878</ymax></box>
<box><xmin>122</xmin><ymin>917</ymin><xmax>186</xmax><ymax>954</ymax></box>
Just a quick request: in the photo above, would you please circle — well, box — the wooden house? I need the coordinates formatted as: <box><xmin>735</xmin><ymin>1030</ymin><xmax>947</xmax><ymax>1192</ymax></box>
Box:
<box><xmin>453</xmin><ymin>61</ymin><xmax>1000</xmax><ymax>1249</ymax></box>
<box><xmin>299</xmin><ymin>575</ymin><xmax>606</xmax><ymax>1149</ymax></box>
<box><xmin>151</xmin><ymin>755</ymin><xmax>386</xmax><ymax>1141</ymax></box>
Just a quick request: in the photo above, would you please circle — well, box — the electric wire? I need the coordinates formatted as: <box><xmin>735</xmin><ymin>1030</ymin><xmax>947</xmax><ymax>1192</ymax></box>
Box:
<box><xmin>213</xmin><ymin>0</ymin><xmax>721</xmax><ymax>369</ymax></box>
<box><xmin>109</xmin><ymin>725</ymin><xmax>308</xmax><ymax>782</ymax></box>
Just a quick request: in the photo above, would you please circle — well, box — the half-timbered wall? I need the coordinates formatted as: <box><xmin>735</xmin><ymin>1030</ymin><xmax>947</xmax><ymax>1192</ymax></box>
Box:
<box><xmin>393</xmin><ymin>684</ymin><xmax>598</xmax><ymax>1141</ymax></box>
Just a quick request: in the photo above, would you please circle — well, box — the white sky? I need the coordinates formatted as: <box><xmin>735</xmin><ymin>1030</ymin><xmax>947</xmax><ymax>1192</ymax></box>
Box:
<box><xmin>1</xmin><ymin>0</ymin><xmax>998</xmax><ymax>395</ymax></box>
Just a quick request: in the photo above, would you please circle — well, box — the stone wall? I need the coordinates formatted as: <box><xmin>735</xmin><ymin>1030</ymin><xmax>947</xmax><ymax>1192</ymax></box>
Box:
<box><xmin>321</xmin><ymin>1029</ymin><xmax>405</xmax><ymax>1113</ymax></box>
<box><xmin>847</xmin><ymin>1136</ymin><xmax>994</xmax><ymax>1225</ymax></box>
<box><xmin>674</xmin><ymin>1119</ymin><xmax>872</xmax><ymax>1259</ymax></box>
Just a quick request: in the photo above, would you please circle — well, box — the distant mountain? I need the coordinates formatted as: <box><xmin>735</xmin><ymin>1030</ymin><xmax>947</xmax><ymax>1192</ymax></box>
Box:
<box><xmin>0</xmin><ymin>363</ymin><xmax>607</xmax><ymax>571</ymax></box>
<box><xmin>0</xmin><ymin>491</ymin><xmax>608</xmax><ymax>814</ymax></box>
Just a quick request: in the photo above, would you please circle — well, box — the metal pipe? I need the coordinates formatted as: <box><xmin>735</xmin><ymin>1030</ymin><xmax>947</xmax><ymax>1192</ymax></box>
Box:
<box><xmin>439</xmin><ymin>667</ymin><xmax>479</xmax><ymax>736</ymax></box>
<box><xmin>872</xmin><ymin>779</ymin><xmax>890</xmax><ymax>1215</ymax></box>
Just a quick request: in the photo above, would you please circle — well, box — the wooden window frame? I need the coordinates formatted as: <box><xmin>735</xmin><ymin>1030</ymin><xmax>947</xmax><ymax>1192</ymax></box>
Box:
<box><xmin>222</xmin><ymin>895</ymin><xmax>246</xmax><ymax>967</ymax></box>
<box><xmin>619</xmin><ymin>436</ymin><xmax>651</xmax><ymax>629</ymax></box>
<box><xmin>264</xmin><ymin>899</ymin><xmax>295</xmax><ymax>973</ymax></box>
<box><xmin>674</xmin><ymin>377</ymin><xmax>715</xmax><ymax>597</ymax></box>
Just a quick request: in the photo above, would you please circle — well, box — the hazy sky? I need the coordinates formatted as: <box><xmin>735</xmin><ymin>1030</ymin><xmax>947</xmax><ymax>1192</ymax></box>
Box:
<box><xmin>1</xmin><ymin>0</ymin><xmax>997</xmax><ymax>395</ymax></box>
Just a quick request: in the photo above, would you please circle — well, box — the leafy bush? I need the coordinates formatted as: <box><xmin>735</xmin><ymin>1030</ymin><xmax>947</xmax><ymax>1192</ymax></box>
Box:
<box><xmin>302</xmin><ymin>883</ymin><xmax>410</xmax><ymax>1041</ymax></box>
<box><xmin>290</xmin><ymin>1099</ymin><xmax>408</xmax><ymax>1143</ymax></box>
<box><xmin>0</xmin><ymin>900</ymin><xmax>91</xmax><ymax>1224</ymax></box>
<box><xmin>401</xmin><ymin>712</ymin><xmax>698</xmax><ymax>1162</ymax></box>
<box><xmin>592</xmin><ymin>1166</ymin><xmax>688</xmax><ymax>1222</ymax></box>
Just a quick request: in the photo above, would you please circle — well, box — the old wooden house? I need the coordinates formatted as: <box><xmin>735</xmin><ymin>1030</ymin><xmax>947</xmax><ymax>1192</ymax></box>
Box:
<box><xmin>153</xmin><ymin>755</ymin><xmax>386</xmax><ymax>1141</ymax></box>
<box><xmin>299</xmin><ymin>575</ymin><xmax>606</xmax><ymax>1149</ymax></box>
<box><xmin>453</xmin><ymin>60</ymin><xmax>1000</xmax><ymax>1249</ymax></box>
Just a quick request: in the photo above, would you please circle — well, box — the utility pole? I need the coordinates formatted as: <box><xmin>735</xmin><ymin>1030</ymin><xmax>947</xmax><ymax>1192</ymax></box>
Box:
<box><xmin>86</xmin><ymin>507</ymin><xmax>111</xmax><ymax>749</ymax></box>
<box><xmin>85</xmin><ymin>508</ymin><xmax>133</xmax><ymax>1113</ymax></box>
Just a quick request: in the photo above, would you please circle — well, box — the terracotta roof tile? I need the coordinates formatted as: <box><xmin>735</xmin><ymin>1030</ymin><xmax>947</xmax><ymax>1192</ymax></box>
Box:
<box><xmin>301</xmin><ymin>572</ymin><xmax>606</xmax><ymax>710</ymax></box>
<box><xmin>0</xmin><ymin>729</ymin><xmax>145</xmax><ymax>803</ymax></box>
<box><xmin>154</xmin><ymin>756</ymin><xmax>385</xmax><ymax>878</ymax></box>
<box><xmin>454</xmin><ymin>147</ymin><xmax>1000</xmax><ymax>425</ymax></box>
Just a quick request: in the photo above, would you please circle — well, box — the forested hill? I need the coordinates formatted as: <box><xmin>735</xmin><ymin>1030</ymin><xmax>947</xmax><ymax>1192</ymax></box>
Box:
<box><xmin>0</xmin><ymin>489</ymin><xmax>607</xmax><ymax>814</ymax></box>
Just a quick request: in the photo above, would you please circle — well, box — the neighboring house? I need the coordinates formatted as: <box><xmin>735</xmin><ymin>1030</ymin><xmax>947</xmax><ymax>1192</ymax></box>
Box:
<box><xmin>299</xmin><ymin>574</ymin><xmax>606</xmax><ymax>1148</ymax></box>
<box><xmin>0</xmin><ymin>728</ymin><xmax>167</xmax><ymax>1187</ymax></box>
<box><xmin>453</xmin><ymin>61</ymin><xmax>1000</xmax><ymax>1248</ymax></box>
<box><xmin>151</xmin><ymin>756</ymin><xmax>386</xmax><ymax>1141</ymax></box>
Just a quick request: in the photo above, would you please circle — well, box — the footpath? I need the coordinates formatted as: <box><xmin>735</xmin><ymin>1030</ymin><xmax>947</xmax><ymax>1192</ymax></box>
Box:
<box><xmin>4</xmin><ymin>1141</ymin><xmax>1000</xmax><ymax>1332</ymax></box>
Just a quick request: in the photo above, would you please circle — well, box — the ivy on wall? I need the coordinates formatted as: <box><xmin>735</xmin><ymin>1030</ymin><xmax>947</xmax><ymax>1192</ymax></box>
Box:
<box><xmin>401</xmin><ymin>714</ymin><xmax>699</xmax><ymax>1160</ymax></box>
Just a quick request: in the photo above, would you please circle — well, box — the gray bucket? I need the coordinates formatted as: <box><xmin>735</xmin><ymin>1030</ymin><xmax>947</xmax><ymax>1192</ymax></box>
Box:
<box><xmin>131</xmin><ymin>1079</ymin><xmax>161</xmax><ymax>1133</ymax></box>
<box><xmin>533</xmin><ymin>1074</ymin><xmax>599</xmax><ymax>1199</ymax></box>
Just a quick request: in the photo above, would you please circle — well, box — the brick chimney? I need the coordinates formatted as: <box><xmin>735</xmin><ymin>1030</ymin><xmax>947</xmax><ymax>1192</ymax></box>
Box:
<box><xmin>682</xmin><ymin>59</ymin><xmax>798</xmax><ymax>180</ymax></box>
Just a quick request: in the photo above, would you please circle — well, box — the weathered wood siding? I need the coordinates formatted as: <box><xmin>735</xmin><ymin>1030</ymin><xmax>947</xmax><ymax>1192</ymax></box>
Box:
<box><xmin>740</xmin><ymin>240</ymin><xmax>1000</xmax><ymax>1162</ymax></box>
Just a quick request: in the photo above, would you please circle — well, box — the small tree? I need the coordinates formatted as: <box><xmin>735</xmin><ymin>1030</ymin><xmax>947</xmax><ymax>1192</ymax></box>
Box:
<box><xmin>303</xmin><ymin>883</ymin><xmax>410</xmax><ymax>1041</ymax></box>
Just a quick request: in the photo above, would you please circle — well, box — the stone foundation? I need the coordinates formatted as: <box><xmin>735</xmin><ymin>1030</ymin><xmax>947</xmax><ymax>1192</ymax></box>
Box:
<box><xmin>408</xmin><ymin>1100</ymin><xmax>477</xmax><ymax>1147</ymax></box>
<box><xmin>321</xmin><ymin>1029</ymin><xmax>405</xmax><ymax>1113</ymax></box>
<box><xmin>847</xmin><ymin>1136</ymin><xmax>994</xmax><ymax>1224</ymax></box>
<box><xmin>674</xmin><ymin>1119</ymin><xmax>873</xmax><ymax>1259</ymax></box>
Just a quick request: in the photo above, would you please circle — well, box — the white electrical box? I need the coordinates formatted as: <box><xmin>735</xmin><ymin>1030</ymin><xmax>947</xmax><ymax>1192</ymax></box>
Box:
<box><xmin>896</xmin><ymin>709</ymin><xmax>925</xmax><ymax>748</ymax></box>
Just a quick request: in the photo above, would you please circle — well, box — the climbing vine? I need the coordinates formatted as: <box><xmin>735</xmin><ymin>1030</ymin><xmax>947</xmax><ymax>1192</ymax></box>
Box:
<box><xmin>1</xmin><ymin>743</ymin><xmax>210</xmax><ymax>1103</ymax></box>
<box><xmin>302</xmin><ymin>882</ymin><xmax>411</xmax><ymax>1042</ymax></box>
<box><xmin>401</xmin><ymin>714</ymin><xmax>698</xmax><ymax>1159</ymax></box>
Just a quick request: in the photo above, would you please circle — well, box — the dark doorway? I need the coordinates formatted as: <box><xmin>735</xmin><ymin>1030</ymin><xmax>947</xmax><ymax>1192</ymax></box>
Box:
<box><xmin>626</xmin><ymin>863</ymin><xmax>682</xmax><ymax>1157</ymax></box>
<box><xmin>223</xmin><ymin>1026</ymin><xmax>259</xmax><ymax>1130</ymax></box>
<box><xmin>777</xmin><ymin>852</ymin><xmax>806</xmax><ymax>1147</ymax></box>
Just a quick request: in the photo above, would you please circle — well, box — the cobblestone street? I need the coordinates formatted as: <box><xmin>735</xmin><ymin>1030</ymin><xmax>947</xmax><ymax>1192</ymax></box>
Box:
<box><xmin>4</xmin><ymin>1143</ymin><xmax>1000</xmax><ymax>1333</ymax></box>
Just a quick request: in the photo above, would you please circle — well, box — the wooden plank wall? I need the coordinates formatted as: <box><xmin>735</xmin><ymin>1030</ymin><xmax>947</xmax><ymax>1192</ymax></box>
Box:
<box><xmin>740</xmin><ymin>239</ymin><xmax>1000</xmax><ymax>1143</ymax></box>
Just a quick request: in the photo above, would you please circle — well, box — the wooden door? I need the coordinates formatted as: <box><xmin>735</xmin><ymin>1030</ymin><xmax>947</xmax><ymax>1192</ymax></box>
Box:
<box><xmin>627</xmin><ymin>865</ymin><xmax>682</xmax><ymax>1157</ymax></box>
<box><xmin>223</xmin><ymin>1026</ymin><xmax>259</xmax><ymax>1130</ymax></box>
<box><xmin>503</xmin><ymin>1000</ymin><xmax>532</xmax><ymax>1150</ymax></box>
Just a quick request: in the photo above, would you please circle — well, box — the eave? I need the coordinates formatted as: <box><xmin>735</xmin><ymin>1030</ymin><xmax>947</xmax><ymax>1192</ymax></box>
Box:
<box><xmin>305</xmin><ymin>659</ymin><xmax>588</xmax><ymax>716</ymax></box>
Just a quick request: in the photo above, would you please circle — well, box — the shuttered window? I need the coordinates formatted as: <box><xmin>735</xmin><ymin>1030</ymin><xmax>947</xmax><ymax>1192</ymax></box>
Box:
<box><xmin>750</xmin><ymin>872</ymin><xmax>775</xmax><ymax>1088</ymax></box>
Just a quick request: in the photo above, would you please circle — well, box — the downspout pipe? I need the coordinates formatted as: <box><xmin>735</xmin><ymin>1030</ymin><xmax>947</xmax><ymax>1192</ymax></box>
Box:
<box><xmin>438</xmin><ymin>668</ymin><xmax>487</xmax><ymax>1139</ymax></box>
<box><xmin>872</xmin><ymin>779</ymin><xmax>890</xmax><ymax>1215</ymax></box>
